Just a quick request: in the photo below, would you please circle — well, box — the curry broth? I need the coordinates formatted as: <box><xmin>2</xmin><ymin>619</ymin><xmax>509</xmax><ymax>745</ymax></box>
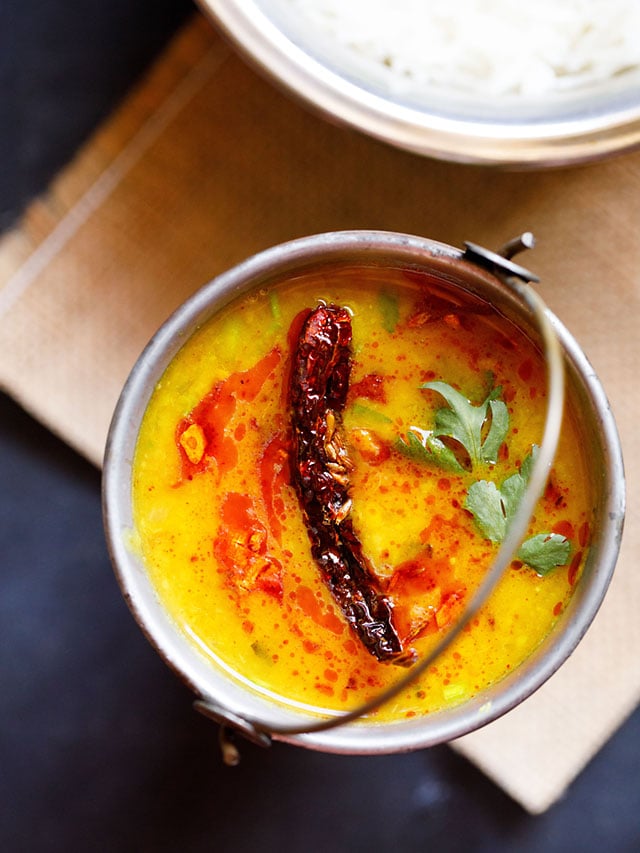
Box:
<box><xmin>132</xmin><ymin>265</ymin><xmax>593</xmax><ymax>721</ymax></box>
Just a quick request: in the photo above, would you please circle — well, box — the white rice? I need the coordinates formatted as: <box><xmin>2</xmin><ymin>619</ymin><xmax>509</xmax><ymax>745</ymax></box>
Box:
<box><xmin>284</xmin><ymin>0</ymin><xmax>640</xmax><ymax>96</ymax></box>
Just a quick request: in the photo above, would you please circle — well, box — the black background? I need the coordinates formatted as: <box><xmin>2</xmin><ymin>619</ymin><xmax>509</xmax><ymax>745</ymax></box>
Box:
<box><xmin>1</xmin><ymin>2</ymin><xmax>639</xmax><ymax>850</ymax></box>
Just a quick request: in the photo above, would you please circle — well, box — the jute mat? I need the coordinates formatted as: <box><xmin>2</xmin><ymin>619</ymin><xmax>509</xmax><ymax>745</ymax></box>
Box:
<box><xmin>1</xmin><ymin>13</ymin><xmax>638</xmax><ymax>813</ymax></box>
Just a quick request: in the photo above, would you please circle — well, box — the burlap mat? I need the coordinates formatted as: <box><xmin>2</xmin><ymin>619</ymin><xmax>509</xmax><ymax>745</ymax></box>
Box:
<box><xmin>1</xmin><ymin>14</ymin><xmax>638</xmax><ymax>813</ymax></box>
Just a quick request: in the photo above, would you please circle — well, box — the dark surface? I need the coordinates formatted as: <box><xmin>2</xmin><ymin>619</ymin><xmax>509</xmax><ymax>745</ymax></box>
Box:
<box><xmin>1</xmin><ymin>2</ymin><xmax>639</xmax><ymax>851</ymax></box>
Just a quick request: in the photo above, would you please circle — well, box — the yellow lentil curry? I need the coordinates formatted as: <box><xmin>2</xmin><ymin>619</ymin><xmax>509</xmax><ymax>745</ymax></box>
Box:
<box><xmin>131</xmin><ymin>265</ymin><xmax>593</xmax><ymax>721</ymax></box>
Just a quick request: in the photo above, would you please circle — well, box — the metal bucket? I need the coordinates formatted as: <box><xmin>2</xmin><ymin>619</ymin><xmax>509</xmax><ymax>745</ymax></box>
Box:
<box><xmin>102</xmin><ymin>231</ymin><xmax>625</xmax><ymax>758</ymax></box>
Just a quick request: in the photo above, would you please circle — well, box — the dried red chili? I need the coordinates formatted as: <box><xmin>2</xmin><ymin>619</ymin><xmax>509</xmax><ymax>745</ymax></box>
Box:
<box><xmin>289</xmin><ymin>304</ymin><xmax>415</xmax><ymax>666</ymax></box>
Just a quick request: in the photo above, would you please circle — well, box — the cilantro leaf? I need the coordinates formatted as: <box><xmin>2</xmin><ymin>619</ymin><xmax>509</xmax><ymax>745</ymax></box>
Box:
<box><xmin>395</xmin><ymin>428</ymin><xmax>465</xmax><ymax>472</ymax></box>
<box><xmin>465</xmin><ymin>479</ymin><xmax>506</xmax><ymax>542</ymax></box>
<box><xmin>464</xmin><ymin>447</ymin><xmax>572</xmax><ymax>575</ymax></box>
<box><xmin>516</xmin><ymin>534</ymin><xmax>572</xmax><ymax>575</ymax></box>
<box><xmin>483</xmin><ymin>399</ymin><xmax>511</xmax><ymax>463</ymax></box>
<box><xmin>421</xmin><ymin>381</ymin><xmax>509</xmax><ymax>469</ymax></box>
<box><xmin>499</xmin><ymin>468</ymin><xmax>528</xmax><ymax>521</ymax></box>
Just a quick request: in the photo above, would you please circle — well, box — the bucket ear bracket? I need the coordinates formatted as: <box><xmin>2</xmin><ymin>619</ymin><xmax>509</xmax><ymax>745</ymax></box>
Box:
<box><xmin>463</xmin><ymin>232</ymin><xmax>540</xmax><ymax>283</ymax></box>
<box><xmin>193</xmin><ymin>699</ymin><xmax>272</xmax><ymax>765</ymax></box>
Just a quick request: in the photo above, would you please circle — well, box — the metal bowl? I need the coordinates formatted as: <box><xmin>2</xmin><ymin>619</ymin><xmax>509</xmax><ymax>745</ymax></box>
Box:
<box><xmin>102</xmin><ymin>231</ymin><xmax>625</xmax><ymax>756</ymax></box>
<box><xmin>198</xmin><ymin>0</ymin><xmax>640</xmax><ymax>167</ymax></box>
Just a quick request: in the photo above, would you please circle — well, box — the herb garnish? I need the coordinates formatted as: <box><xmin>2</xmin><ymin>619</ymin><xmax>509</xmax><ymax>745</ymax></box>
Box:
<box><xmin>397</xmin><ymin>380</ymin><xmax>509</xmax><ymax>472</ymax></box>
<box><xmin>465</xmin><ymin>448</ymin><xmax>571</xmax><ymax>575</ymax></box>
<box><xmin>396</xmin><ymin>381</ymin><xmax>571</xmax><ymax>576</ymax></box>
<box><xmin>396</xmin><ymin>426</ymin><xmax>467</xmax><ymax>472</ymax></box>
<box><xmin>378</xmin><ymin>289</ymin><xmax>400</xmax><ymax>334</ymax></box>
<box><xmin>269</xmin><ymin>291</ymin><xmax>282</xmax><ymax>328</ymax></box>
